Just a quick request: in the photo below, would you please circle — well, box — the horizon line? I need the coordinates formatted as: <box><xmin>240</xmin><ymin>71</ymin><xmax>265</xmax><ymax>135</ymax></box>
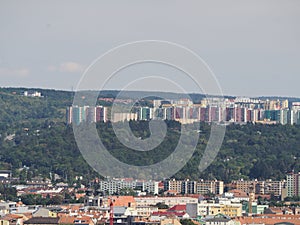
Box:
<box><xmin>1</xmin><ymin>86</ymin><xmax>300</xmax><ymax>100</ymax></box>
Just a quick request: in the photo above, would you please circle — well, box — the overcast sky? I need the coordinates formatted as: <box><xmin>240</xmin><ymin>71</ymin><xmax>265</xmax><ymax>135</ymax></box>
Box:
<box><xmin>0</xmin><ymin>1</ymin><xmax>299</xmax><ymax>97</ymax></box>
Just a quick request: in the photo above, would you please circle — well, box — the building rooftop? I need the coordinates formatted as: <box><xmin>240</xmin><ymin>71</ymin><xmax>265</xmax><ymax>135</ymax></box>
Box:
<box><xmin>168</xmin><ymin>205</ymin><xmax>186</xmax><ymax>212</ymax></box>
<box><xmin>24</xmin><ymin>217</ymin><xmax>60</xmax><ymax>224</ymax></box>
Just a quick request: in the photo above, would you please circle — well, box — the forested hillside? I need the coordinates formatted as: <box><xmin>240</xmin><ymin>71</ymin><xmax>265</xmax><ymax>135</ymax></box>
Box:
<box><xmin>0</xmin><ymin>88</ymin><xmax>300</xmax><ymax>184</ymax></box>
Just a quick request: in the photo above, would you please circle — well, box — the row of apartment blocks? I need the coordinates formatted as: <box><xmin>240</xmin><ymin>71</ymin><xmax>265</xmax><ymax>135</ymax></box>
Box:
<box><xmin>231</xmin><ymin>172</ymin><xmax>300</xmax><ymax>199</ymax></box>
<box><xmin>164</xmin><ymin>179</ymin><xmax>224</xmax><ymax>195</ymax></box>
<box><xmin>96</xmin><ymin>179</ymin><xmax>225</xmax><ymax>196</ymax></box>
<box><xmin>164</xmin><ymin>179</ymin><xmax>286</xmax><ymax>197</ymax></box>
<box><xmin>164</xmin><ymin>178</ymin><xmax>293</xmax><ymax>198</ymax></box>
<box><xmin>97</xmin><ymin>178</ymin><xmax>159</xmax><ymax>195</ymax></box>
<box><xmin>95</xmin><ymin>174</ymin><xmax>300</xmax><ymax>199</ymax></box>
<box><xmin>66</xmin><ymin>105</ymin><xmax>109</xmax><ymax>125</ymax></box>
<box><xmin>230</xmin><ymin>179</ymin><xmax>285</xmax><ymax>197</ymax></box>
<box><xmin>66</xmin><ymin>98</ymin><xmax>300</xmax><ymax>125</ymax></box>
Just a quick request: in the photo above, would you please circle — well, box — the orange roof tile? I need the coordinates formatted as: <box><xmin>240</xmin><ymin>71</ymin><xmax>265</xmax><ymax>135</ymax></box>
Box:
<box><xmin>59</xmin><ymin>216</ymin><xmax>75</xmax><ymax>224</ymax></box>
<box><xmin>110</xmin><ymin>196</ymin><xmax>136</xmax><ymax>207</ymax></box>
<box><xmin>1</xmin><ymin>214</ymin><xmax>24</xmax><ymax>221</ymax></box>
<box><xmin>235</xmin><ymin>215</ymin><xmax>300</xmax><ymax>225</ymax></box>
<box><xmin>228</xmin><ymin>189</ymin><xmax>248</xmax><ymax>197</ymax></box>
<box><xmin>22</xmin><ymin>213</ymin><xmax>33</xmax><ymax>219</ymax></box>
<box><xmin>168</xmin><ymin>205</ymin><xmax>186</xmax><ymax>212</ymax></box>
<box><xmin>74</xmin><ymin>216</ymin><xmax>92</xmax><ymax>224</ymax></box>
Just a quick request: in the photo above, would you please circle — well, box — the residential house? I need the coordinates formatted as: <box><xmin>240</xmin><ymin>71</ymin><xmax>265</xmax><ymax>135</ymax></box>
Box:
<box><xmin>204</xmin><ymin>214</ymin><xmax>235</xmax><ymax>225</ymax></box>
<box><xmin>136</xmin><ymin>206</ymin><xmax>158</xmax><ymax>218</ymax></box>
<box><xmin>74</xmin><ymin>216</ymin><xmax>94</xmax><ymax>225</ymax></box>
<box><xmin>0</xmin><ymin>214</ymin><xmax>24</xmax><ymax>225</ymax></box>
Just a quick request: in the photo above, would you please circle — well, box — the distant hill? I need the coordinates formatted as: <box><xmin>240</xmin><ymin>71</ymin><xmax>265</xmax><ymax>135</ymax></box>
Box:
<box><xmin>1</xmin><ymin>87</ymin><xmax>300</xmax><ymax>184</ymax></box>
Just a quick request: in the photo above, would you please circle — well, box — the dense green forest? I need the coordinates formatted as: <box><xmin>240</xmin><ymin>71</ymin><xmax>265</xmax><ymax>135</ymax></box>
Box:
<box><xmin>0</xmin><ymin>88</ymin><xmax>300</xmax><ymax>184</ymax></box>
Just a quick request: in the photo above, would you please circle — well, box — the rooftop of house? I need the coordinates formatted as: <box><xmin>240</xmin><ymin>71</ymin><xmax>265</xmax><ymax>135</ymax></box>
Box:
<box><xmin>74</xmin><ymin>216</ymin><xmax>93</xmax><ymax>224</ymax></box>
<box><xmin>58</xmin><ymin>215</ymin><xmax>75</xmax><ymax>224</ymax></box>
<box><xmin>109</xmin><ymin>196</ymin><xmax>136</xmax><ymax>207</ymax></box>
<box><xmin>235</xmin><ymin>215</ymin><xmax>300</xmax><ymax>225</ymax></box>
<box><xmin>0</xmin><ymin>214</ymin><xmax>24</xmax><ymax>221</ymax></box>
<box><xmin>228</xmin><ymin>189</ymin><xmax>248</xmax><ymax>197</ymax></box>
<box><xmin>168</xmin><ymin>205</ymin><xmax>186</xmax><ymax>212</ymax></box>
<box><xmin>24</xmin><ymin>217</ymin><xmax>60</xmax><ymax>224</ymax></box>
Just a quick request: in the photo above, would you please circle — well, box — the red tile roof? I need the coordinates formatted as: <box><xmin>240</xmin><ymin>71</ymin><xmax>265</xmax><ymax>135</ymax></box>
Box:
<box><xmin>168</xmin><ymin>205</ymin><xmax>186</xmax><ymax>212</ymax></box>
<box><xmin>228</xmin><ymin>189</ymin><xmax>248</xmax><ymax>197</ymax></box>
<box><xmin>59</xmin><ymin>216</ymin><xmax>75</xmax><ymax>224</ymax></box>
<box><xmin>1</xmin><ymin>214</ymin><xmax>24</xmax><ymax>221</ymax></box>
<box><xmin>235</xmin><ymin>215</ymin><xmax>300</xmax><ymax>225</ymax></box>
<box><xmin>110</xmin><ymin>196</ymin><xmax>135</xmax><ymax>207</ymax></box>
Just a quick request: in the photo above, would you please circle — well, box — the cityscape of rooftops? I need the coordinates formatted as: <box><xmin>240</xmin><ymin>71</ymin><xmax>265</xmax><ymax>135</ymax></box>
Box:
<box><xmin>1</xmin><ymin>1</ymin><xmax>300</xmax><ymax>225</ymax></box>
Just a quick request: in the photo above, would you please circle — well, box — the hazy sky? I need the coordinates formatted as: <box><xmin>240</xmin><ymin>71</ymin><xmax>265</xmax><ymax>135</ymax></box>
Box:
<box><xmin>0</xmin><ymin>1</ymin><xmax>299</xmax><ymax>97</ymax></box>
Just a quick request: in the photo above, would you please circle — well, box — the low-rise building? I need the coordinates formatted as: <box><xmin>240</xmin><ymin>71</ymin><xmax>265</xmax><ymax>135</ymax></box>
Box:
<box><xmin>0</xmin><ymin>214</ymin><xmax>24</xmax><ymax>225</ymax></box>
<box><xmin>134</xmin><ymin>197</ymin><xmax>198</xmax><ymax>208</ymax></box>
<box><xmin>186</xmin><ymin>202</ymin><xmax>242</xmax><ymax>218</ymax></box>
<box><xmin>136</xmin><ymin>206</ymin><xmax>158</xmax><ymax>218</ymax></box>
<box><xmin>203</xmin><ymin>214</ymin><xmax>235</xmax><ymax>225</ymax></box>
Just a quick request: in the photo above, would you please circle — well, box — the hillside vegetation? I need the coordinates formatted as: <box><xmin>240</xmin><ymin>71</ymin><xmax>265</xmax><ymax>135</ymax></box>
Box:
<box><xmin>0</xmin><ymin>88</ymin><xmax>300</xmax><ymax>184</ymax></box>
